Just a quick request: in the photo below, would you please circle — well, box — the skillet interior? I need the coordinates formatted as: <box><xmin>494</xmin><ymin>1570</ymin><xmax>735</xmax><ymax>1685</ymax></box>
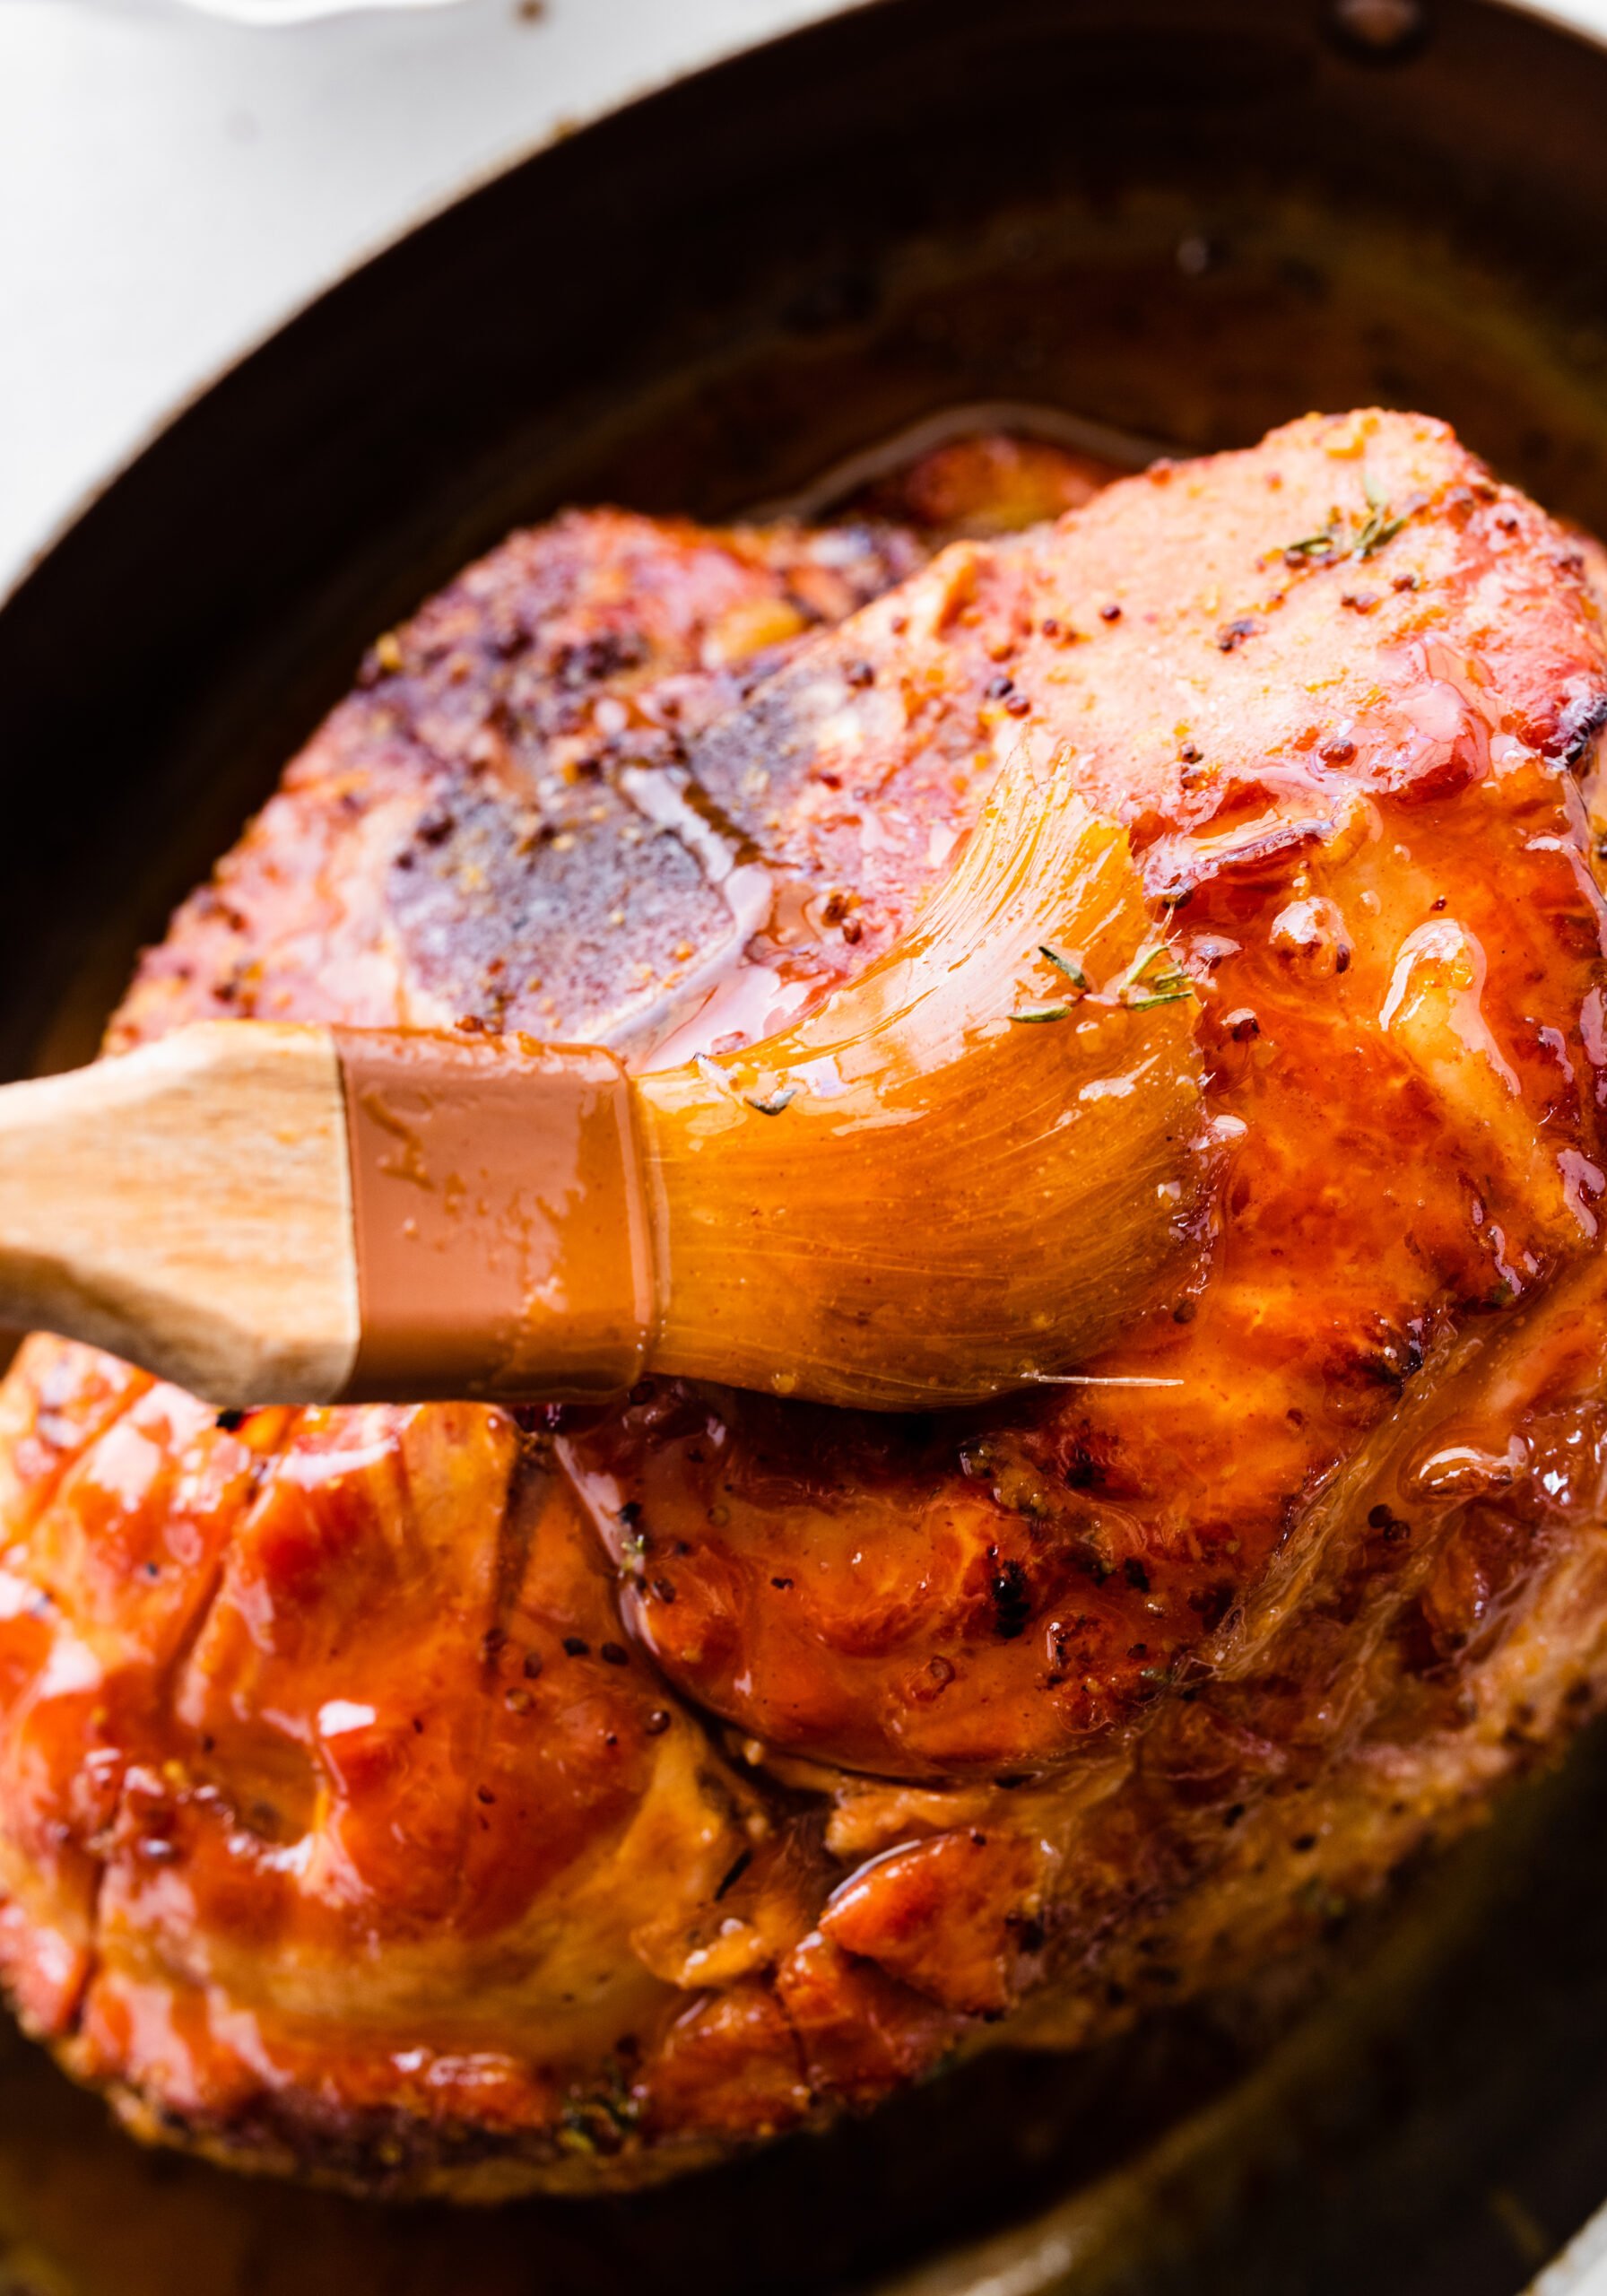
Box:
<box><xmin>4</xmin><ymin>0</ymin><xmax>1607</xmax><ymax>2285</ymax></box>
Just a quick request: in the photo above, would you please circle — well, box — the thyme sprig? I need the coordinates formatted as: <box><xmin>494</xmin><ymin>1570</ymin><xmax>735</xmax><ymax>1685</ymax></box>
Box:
<box><xmin>1011</xmin><ymin>939</ymin><xmax>1194</xmax><ymax>1023</ymax></box>
<box><xmin>1282</xmin><ymin>474</ymin><xmax>1412</xmax><ymax>568</ymax></box>
<box><xmin>1354</xmin><ymin>478</ymin><xmax>1408</xmax><ymax>561</ymax></box>
<box><xmin>1117</xmin><ymin>942</ymin><xmax>1194</xmax><ymax>1011</ymax></box>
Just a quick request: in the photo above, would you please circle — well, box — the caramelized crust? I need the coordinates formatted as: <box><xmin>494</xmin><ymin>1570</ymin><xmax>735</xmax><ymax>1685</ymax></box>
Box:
<box><xmin>2</xmin><ymin>415</ymin><xmax>1606</xmax><ymax>2195</ymax></box>
<box><xmin>110</xmin><ymin>508</ymin><xmax>925</xmax><ymax>1057</ymax></box>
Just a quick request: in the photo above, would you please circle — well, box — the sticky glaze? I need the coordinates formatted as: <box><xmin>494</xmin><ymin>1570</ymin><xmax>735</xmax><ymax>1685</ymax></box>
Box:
<box><xmin>3</xmin><ymin>417</ymin><xmax>1607</xmax><ymax>2197</ymax></box>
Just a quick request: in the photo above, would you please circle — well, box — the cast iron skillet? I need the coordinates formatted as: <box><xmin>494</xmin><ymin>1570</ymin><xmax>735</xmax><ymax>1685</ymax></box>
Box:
<box><xmin>5</xmin><ymin>2</ymin><xmax>1607</xmax><ymax>2287</ymax></box>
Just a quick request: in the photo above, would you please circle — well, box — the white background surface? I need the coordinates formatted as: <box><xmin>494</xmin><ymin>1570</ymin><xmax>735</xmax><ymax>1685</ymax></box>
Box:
<box><xmin>0</xmin><ymin>0</ymin><xmax>841</xmax><ymax>594</ymax></box>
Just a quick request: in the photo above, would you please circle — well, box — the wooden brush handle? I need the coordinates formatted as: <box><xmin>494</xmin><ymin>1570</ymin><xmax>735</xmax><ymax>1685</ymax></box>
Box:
<box><xmin>0</xmin><ymin>1022</ymin><xmax>651</xmax><ymax>1407</ymax></box>
<box><xmin>0</xmin><ymin>1023</ymin><xmax>359</xmax><ymax>1404</ymax></box>
<box><xmin>333</xmin><ymin>1029</ymin><xmax>649</xmax><ymax>1403</ymax></box>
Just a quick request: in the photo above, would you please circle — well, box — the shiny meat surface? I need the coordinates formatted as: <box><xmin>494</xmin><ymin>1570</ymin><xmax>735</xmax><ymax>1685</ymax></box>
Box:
<box><xmin>110</xmin><ymin>506</ymin><xmax>927</xmax><ymax>1059</ymax></box>
<box><xmin>3</xmin><ymin>413</ymin><xmax>1607</xmax><ymax>2196</ymax></box>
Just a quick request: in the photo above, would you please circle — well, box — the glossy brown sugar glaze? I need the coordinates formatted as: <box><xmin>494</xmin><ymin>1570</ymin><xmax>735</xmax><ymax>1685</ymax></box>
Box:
<box><xmin>3</xmin><ymin>413</ymin><xmax>1607</xmax><ymax>2198</ymax></box>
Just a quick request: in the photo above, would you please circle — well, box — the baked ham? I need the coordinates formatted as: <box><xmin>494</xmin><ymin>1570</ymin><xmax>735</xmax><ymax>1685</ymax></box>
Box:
<box><xmin>1</xmin><ymin>411</ymin><xmax>1605</xmax><ymax>2198</ymax></box>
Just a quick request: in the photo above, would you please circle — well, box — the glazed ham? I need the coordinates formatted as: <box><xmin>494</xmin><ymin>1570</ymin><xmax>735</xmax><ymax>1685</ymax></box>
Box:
<box><xmin>2</xmin><ymin>411</ymin><xmax>1606</xmax><ymax>2196</ymax></box>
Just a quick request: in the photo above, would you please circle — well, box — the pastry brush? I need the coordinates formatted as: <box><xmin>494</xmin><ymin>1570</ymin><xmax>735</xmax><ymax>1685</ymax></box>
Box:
<box><xmin>0</xmin><ymin>747</ymin><xmax>1202</xmax><ymax>1411</ymax></box>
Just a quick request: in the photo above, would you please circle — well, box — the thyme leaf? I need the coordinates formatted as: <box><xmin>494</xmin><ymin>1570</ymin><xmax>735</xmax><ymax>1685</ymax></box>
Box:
<box><xmin>1037</xmin><ymin>943</ymin><xmax>1088</xmax><ymax>988</ymax></box>
<box><xmin>1010</xmin><ymin>1004</ymin><xmax>1074</xmax><ymax>1024</ymax></box>
<box><xmin>1357</xmin><ymin>509</ymin><xmax>1407</xmax><ymax>560</ymax></box>
<box><xmin>1116</xmin><ymin>942</ymin><xmax>1193</xmax><ymax>1009</ymax></box>
<box><xmin>744</xmin><ymin>1083</ymin><xmax>797</xmax><ymax>1115</ymax></box>
<box><xmin>1118</xmin><ymin>943</ymin><xmax>1180</xmax><ymax>995</ymax></box>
